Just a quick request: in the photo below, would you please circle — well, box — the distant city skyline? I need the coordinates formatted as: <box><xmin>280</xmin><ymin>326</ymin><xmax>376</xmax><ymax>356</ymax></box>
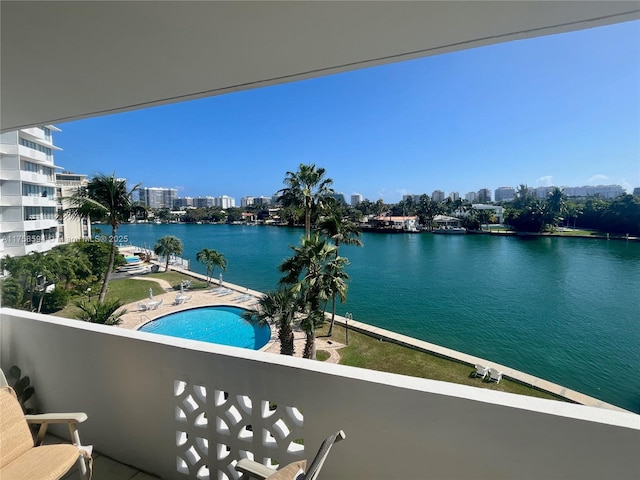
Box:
<box><xmin>54</xmin><ymin>20</ymin><xmax>639</xmax><ymax>203</ymax></box>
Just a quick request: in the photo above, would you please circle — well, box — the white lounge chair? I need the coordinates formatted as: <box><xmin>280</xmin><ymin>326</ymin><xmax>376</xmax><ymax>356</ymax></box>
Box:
<box><xmin>150</xmin><ymin>299</ymin><xmax>163</xmax><ymax>310</ymax></box>
<box><xmin>137</xmin><ymin>302</ymin><xmax>148</xmax><ymax>312</ymax></box>
<box><xmin>474</xmin><ymin>365</ymin><xmax>489</xmax><ymax>379</ymax></box>
<box><xmin>489</xmin><ymin>368</ymin><xmax>503</xmax><ymax>383</ymax></box>
<box><xmin>235</xmin><ymin>430</ymin><xmax>345</xmax><ymax>480</ymax></box>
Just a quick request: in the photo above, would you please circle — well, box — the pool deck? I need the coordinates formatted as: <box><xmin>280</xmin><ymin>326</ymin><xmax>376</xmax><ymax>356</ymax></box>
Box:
<box><xmin>116</xmin><ymin>252</ymin><xmax>630</xmax><ymax>413</ymax></box>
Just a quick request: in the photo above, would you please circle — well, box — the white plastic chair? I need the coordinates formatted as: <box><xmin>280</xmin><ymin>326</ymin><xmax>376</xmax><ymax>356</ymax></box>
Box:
<box><xmin>236</xmin><ymin>430</ymin><xmax>345</xmax><ymax>480</ymax></box>
<box><xmin>489</xmin><ymin>368</ymin><xmax>503</xmax><ymax>383</ymax></box>
<box><xmin>474</xmin><ymin>365</ymin><xmax>489</xmax><ymax>379</ymax></box>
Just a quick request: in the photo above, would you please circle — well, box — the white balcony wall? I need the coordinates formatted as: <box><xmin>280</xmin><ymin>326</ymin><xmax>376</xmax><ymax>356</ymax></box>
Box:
<box><xmin>0</xmin><ymin>220</ymin><xmax>23</xmax><ymax>233</ymax></box>
<box><xmin>23</xmin><ymin>219</ymin><xmax>58</xmax><ymax>230</ymax></box>
<box><xmin>0</xmin><ymin>310</ymin><xmax>638</xmax><ymax>480</ymax></box>
<box><xmin>21</xmin><ymin>127</ymin><xmax>48</xmax><ymax>141</ymax></box>
<box><xmin>24</xmin><ymin>238</ymin><xmax>57</xmax><ymax>254</ymax></box>
<box><xmin>0</xmin><ymin>132</ymin><xmax>18</xmax><ymax>144</ymax></box>
<box><xmin>18</xmin><ymin>144</ymin><xmax>51</xmax><ymax>163</ymax></box>
<box><xmin>0</xmin><ymin>168</ymin><xmax>21</xmax><ymax>181</ymax></box>
<box><xmin>19</xmin><ymin>170</ymin><xmax>54</xmax><ymax>184</ymax></box>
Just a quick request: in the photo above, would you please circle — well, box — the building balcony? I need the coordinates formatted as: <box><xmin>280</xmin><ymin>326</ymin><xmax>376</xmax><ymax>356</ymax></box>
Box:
<box><xmin>19</xmin><ymin>170</ymin><xmax>56</xmax><ymax>185</ymax></box>
<box><xmin>17</xmin><ymin>144</ymin><xmax>53</xmax><ymax>164</ymax></box>
<box><xmin>24</xmin><ymin>237</ymin><xmax>58</xmax><ymax>254</ymax></box>
<box><xmin>0</xmin><ymin>309</ymin><xmax>637</xmax><ymax>480</ymax></box>
<box><xmin>17</xmin><ymin>195</ymin><xmax>58</xmax><ymax>208</ymax></box>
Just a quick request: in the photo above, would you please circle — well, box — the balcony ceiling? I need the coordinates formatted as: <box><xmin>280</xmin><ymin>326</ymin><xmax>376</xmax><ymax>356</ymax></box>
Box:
<box><xmin>1</xmin><ymin>1</ymin><xmax>639</xmax><ymax>132</ymax></box>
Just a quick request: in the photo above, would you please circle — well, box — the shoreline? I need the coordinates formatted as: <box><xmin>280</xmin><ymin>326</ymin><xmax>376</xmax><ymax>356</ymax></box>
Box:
<box><xmin>118</xmin><ymin>246</ymin><xmax>630</xmax><ymax>414</ymax></box>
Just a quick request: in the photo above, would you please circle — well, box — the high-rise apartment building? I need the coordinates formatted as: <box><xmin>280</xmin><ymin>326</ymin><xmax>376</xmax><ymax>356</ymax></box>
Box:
<box><xmin>0</xmin><ymin>126</ymin><xmax>62</xmax><ymax>256</ymax></box>
<box><xmin>174</xmin><ymin>197</ymin><xmax>194</xmax><ymax>209</ymax></box>
<box><xmin>351</xmin><ymin>193</ymin><xmax>363</xmax><ymax>206</ymax></box>
<box><xmin>431</xmin><ymin>190</ymin><xmax>445</xmax><ymax>202</ymax></box>
<box><xmin>449</xmin><ymin>192</ymin><xmax>460</xmax><ymax>201</ymax></box>
<box><xmin>561</xmin><ymin>185</ymin><xmax>624</xmax><ymax>199</ymax></box>
<box><xmin>216</xmin><ymin>195</ymin><xmax>236</xmax><ymax>209</ymax></box>
<box><xmin>56</xmin><ymin>172</ymin><xmax>92</xmax><ymax>243</ymax></box>
<box><xmin>138</xmin><ymin>187</ymin><xmax>178</xmax><ymax>209</ymax></box>
<box><xmin>465</xmin><ymin>191</ymin><xmax>478</xmax><ymax>202</ymax></box>
<box><xmin>477</xmin><ymin>188</ymin><xmax>492</xmax><ymax>203</ymax></box>
<box><xmin>494</xmin><ymin>187</ymin><xmax>516</xmax><ymax>202</ymax></box>
<box><xmin>242</xmin><ymin>196</ymin><xmax>270</xmax><ymax>207</ymax></box>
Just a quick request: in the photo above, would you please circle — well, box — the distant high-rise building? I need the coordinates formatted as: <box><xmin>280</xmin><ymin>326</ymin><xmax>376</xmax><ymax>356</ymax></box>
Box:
<box><xmin>242</xmin><ymin>196</ymin><xmax>270</xmax><ymax>207</ymax></box>
<box><xmin>241</xmin><ymin>196</ymin><xmax>255</xmax><ymax>207</ymax></box>
<box><xmin>561</xmin><ymin>185</ymin><xmax>624</xmax><ymax>199</ymax></box>
<box><xmin>633</xmin><ymin>187</ymin><xmax>640</xmax><ymax>197</ymax></box>
<box><xmin>330</xmin><ymin>193</ymin><xmax>347</xmax><ymax>204</ymax></box>
<box><xmin>56</xmin><ymin>172</ymin><xmax>92</xmax><ymax>244</ymax></box>
<box><xmin>193</xmin><ymin>196</ymin><xmax>215</xmax><ymax>208</ymax></box>
<box><xmin>449</xmin><ymin>192</ymin><xmax>460</xmax><ymax>201</ymax></box>
<box><xmin>351</xmin><ymin>193</ymin><xmax>363</xmax><ymax>206</ymax></box>
<box><xmin>465</xmin><ymin>191</ymin><xmax>478</xmax><ymax>202</ymax></box>
<box><xmin>478</xmin><ymin>188</ymin><xmax>492</xmax><ymax>203</ymax></box>
<box><xmin>0</xmin><ymin>126</ymin><xmax>61</xmax><ymax>256</ymax></box>
<box><xmin>402</xmin><ymin>194</ymin><xmax>422</xmax><ymax>204</ymax></box>
<box><xmin>217</xmin><ymin>195</ymin><xmax>235</xmax><ymax>209</ymax></box>
<box><xmin>431</xmin><ymin>190</ymin><xmax>445</xmax><ymax>202</ymax></box>
<box><xmin>139</xmin><ymin>187</ymin><xmax>177</xmax><ymax>209</ymax></box>
<box><xmin>494</xmin><ymin>187</ymin><xmax>516</xmax><ymax>202</ymax></box>
<box><xmin>535</xmin><ymin>186</ymin><xmax>553</xmax><ymax>199</ymax></box>
<box><xmin>174</xmin><ymin>197</ymin><xmax>194</xmax><ymax>208</ymax></box>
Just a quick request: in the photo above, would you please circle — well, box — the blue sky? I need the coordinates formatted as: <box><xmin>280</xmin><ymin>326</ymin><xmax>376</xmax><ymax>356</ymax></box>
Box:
<box><xmin>55</xmin><ymin>20</ymin><xmax>639</xmax><ymax>204</ymax></box>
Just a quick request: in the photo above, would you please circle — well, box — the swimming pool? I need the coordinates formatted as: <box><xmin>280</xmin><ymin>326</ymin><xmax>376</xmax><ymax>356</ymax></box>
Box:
<box><xmin>138</xmin><ymin>306</ymin><xmax>271</xmax><ymax>350</ymax></box>
<box><xmin>125</xmin><ymin>256</ymin><xmax>141</xmax><ymax>264</ymax></box>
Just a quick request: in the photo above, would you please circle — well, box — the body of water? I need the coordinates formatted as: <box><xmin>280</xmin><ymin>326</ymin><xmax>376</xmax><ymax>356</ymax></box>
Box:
<box><xmin>115</xmin><ymin>223</ymin><xmax>640</xmax><ymax>412</ymax></box>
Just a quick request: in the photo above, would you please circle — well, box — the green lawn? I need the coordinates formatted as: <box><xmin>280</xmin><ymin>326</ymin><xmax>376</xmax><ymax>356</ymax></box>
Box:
<box><xmin>317</xmin><ymin>323</ymin><xmax>564</xmax><ymax>401</ymax></box>
<box><xmin>146</xmin><ymin>271</ymin><xmax>208</xmax><ymax>290</ymax></box>
<box><xmin>53</xmin><ymin>271</ymin><xmax>208</xmax><ymax>319</ymax></box>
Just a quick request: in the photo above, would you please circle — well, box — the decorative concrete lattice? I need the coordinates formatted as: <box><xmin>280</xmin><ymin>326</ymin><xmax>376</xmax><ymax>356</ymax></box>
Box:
<box><xmin>173</xmin><ymin>379</ymin><xmax>305</xmax><ymax>480</ymax></box>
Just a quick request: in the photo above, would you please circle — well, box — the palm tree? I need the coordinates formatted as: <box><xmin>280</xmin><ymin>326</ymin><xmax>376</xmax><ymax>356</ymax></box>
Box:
<box><xmin>64</xmin><ymin>173</ymin><xmax>144</xmax><ymax>302</ymax></box>
<box><xmin>75</xmin><ymin>298</ymin><xmax>127</xmax><ymax>325</ymax></box>
<box><xmin>317</xmin><ymin>215</ymin><xmax>363</xmax><ymax>251</ymax></box>
<box><xmin>316</xmin><ymin>214</ymin><xmax>359</xmax><ymax>336</ymax></box>
<box><xmin>154</xmin><ymin>235</ymin><xmax>183</xmax><ymax>272</ymax></box>
<box><xmin>279</xmin><ymin>234</ymin><xmax>337</xmax><ymax>359</ymax></box>
<box><xmin>319</xmin><ymin>255</ymin><xmax>350</xmax><ymax>337</ymax></box>
<box><xmin>278</xmin><ymin>164</ymin><xmax>334</xmax><ymax>239</ymax></box>
<box><xmin>546</xmin><ymin>187</ymin><xmax>568</xmax><ymax>227</ymax></box>
<box><xmin>243</xmin><ymin>288</ymin><xmax>298</xmax><ymax>355</ymax></box>
<box><xmin>196</xmin><ymin>248</ymin><xmax>227</xmax><ymax>287</ymax></box>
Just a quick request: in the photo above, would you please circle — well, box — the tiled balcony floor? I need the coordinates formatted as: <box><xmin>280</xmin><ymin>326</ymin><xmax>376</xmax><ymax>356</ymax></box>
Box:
<box><xmin>47</xmin><ymin>435</ymin><xmax>161</xmax><ymax>480</ymax></box>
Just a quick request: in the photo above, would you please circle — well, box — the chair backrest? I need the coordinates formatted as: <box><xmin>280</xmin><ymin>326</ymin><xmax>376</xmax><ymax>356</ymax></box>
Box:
<box><xmin>302</xmin><ymin>430</ymin><xmax>346</xmax><ymax>480</ymax></box>
<box><xmin>0</xmin><ymin>387</ymin><xmax>34</xmax><ymax>468</ymax></box>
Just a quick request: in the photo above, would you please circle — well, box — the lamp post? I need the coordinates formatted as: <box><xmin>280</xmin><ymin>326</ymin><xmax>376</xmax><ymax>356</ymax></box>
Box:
<box><xmin>86</xmin><ymin>288</ymin><xmax>91</xmax><ymax>302</ymax></box>
<box><xmin>345</xmin><ymin>312</ymin><xmax>352</xmax><ymax>346</ymax></box>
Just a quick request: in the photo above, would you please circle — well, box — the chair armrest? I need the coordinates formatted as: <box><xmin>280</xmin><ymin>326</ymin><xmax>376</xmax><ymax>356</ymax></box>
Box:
<box><xmin>26</xmin><ymin>412</ymin><xmax>88</xmax><ymax>425</ymax></box>
<box><xmin>26</xmin><ymin>412</ymin><xmax>88</xmax><ymax>446</ymax></box>
<box><xmin>235</xmin><ymin>458</ymin><xmax>277</xmax><ymax>480</ymax></box>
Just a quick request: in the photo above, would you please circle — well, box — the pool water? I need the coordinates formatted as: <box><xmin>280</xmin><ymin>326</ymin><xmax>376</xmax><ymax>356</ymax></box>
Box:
<box><xmin>138</xmin><ymin>306</ymin><xmax>271</xmax><ymax>350</ymax></box>
<box><xmin>125</xmin><ymin>256</ymin><xmax>141</xmax><ymax>263</ymax></box>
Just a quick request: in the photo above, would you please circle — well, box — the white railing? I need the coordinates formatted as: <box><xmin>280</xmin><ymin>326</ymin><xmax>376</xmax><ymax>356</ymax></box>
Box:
<box><xmin>0</xmin><ymin>309</ymin><xmax>638</xmax><ymax>480</ymax></box>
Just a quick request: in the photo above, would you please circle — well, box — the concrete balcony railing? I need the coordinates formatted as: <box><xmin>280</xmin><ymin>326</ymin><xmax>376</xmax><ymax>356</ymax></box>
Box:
<box><xmin>0</xmin><ymin>309</ymin><xmax>638</xmax><ymax>480</ymax></box>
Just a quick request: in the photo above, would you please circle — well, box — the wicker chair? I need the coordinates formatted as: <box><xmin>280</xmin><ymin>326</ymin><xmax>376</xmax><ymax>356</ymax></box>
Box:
<box><xmin>0</xmin><ymin>386</ymin><xmax>91</xmax><ymax>480</ymax></box>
